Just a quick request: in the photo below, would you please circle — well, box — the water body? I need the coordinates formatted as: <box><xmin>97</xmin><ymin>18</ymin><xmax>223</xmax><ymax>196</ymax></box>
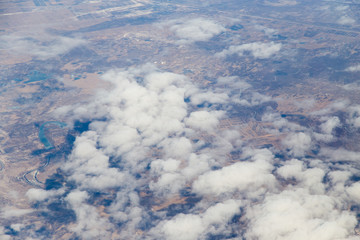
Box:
<box><xmin>39</xmin><ymin>121</ymin><xmax>67</xmax><ymax>149</ymax></box>
<box><xmin>24</xmin><ymin>71</ymin><xmax>49</xmax><ymax>83</ymax></box>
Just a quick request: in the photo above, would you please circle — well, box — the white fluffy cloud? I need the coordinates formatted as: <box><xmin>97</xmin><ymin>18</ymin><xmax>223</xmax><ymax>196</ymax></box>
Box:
<box><xmin>28</xmin><ymin>62</ymin><xmax>360</xmax><ymax>239</ymax></box>
<box><xmin>185</xmin><ymin>110</ymin><xmax>225</xmax><ymax>132</ymax></box>
<box><xmin>345</xmin><ymin>64</ymin><xmax>360</xmax><ymax>72</ymax></box>
<box><xmin>320</xmin><ymin>117</ymin><xmax>340</xmax><ymax>135</ymax></box>
<box><xmin>193</xmin><ymin>149</ymin><xmax>276</xmax><ymax>197</ymax></box>
<box><xmin>337</xmin><ymin>16</ymin><xmax>356</xmax><ymax>25</ymax></box>
<box><xmin>66</xmin><ymin>190</ymin><xmax>112</xmax><ymax>239</ymax></box>
<box><xmin>51</xmin><ymin>64</ymin><xmax>257</xmax><ymax>238</ymax></box>
<box><xmin>151</xmin><ymin>199</ymin><xmax>241</xmax><ymax>240</ymax></box>
<box><xmin>346</xmin><ymin>182</ymin><xmax>360</xmax><ymax>203</ymax></box>
<box><xmin>313</xmin><ymin>116</ymin><xmax>340</xmax><ymax>142</ymax></box>
<box><xmin>320</xmin><ymin>148</ymin><xmax>360</xmax><ymax>162</ymax></box>
<box><xmin>26</xmin><ymin>188</ymin><xmax>65</xmax><ymax>202</ymax></box>
<box><xmin>1</xmin><ymin>207</ymin><xmax>33</xmax><ymax>218</ymax></box>
<box><xmin>62</xmin><ymin>131</ymin><xmax>128</xmax><ymax>190</ymax></box>
<box><xmin>168</xmin><ymin>18</ymin><xmax>225</xmax><ymax>44</ymax></box>
<box><xmin>216</xmin><ymin>42</ymin><xmax>282</xmax><ymax>59</ymax></box>
<box><xmin>282</xmin><ymin>132</ymin><xmax>312</xmax><ymax>157</ymax></box>
<box><xmin>245</xmin><ymin>189</ymin><xmax>357</xmax><ymax>240</ymax></box>
<box><xmin>277</xmin><ymin>159</ymin><xmax>326</xmax><ymax>194</ymax></box>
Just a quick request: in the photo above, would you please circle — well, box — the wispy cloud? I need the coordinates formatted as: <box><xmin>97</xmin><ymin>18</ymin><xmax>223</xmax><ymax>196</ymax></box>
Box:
<box><xmin>0</xmin><ymin>34</ymin><xmax>86</xmax><ymax>60</ymax></box>
<box><xmin>216</xmin><ymin>42</ymin><xmax>282</xmax><ymax>59</ymax></box>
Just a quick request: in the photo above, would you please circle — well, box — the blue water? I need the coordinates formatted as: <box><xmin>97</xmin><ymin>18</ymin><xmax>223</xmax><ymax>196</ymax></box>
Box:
<box><xmin>25</xmin><ymin>71</ymin><xmax>49</xmax><ymax>83</ymax></box>
<box><xmin>38</xmin><ymin>121</ymin><xmax>67</xmax><ymax>149</ymax></box>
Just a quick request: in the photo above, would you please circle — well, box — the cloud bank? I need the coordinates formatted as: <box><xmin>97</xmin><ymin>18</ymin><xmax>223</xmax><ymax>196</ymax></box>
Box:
<box><xmin>23</xmin><ymin>63</ymin><xmax>360</xmax><ymax>239</ymax></box>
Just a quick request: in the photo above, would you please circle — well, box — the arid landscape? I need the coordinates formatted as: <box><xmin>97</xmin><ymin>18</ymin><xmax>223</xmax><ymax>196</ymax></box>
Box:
<box><xmin>1</xmin><ymin>0</ymin><xmax>360</xmax><ymax>239</ymax></box>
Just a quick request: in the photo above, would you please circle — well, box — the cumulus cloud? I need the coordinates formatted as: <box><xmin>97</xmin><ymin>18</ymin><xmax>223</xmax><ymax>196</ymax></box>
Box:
<box><xmin>150</xmin><ymin>199</ymin><xmax>242</xmax><ymax>240</ymax></box>
<box><xmin>62</xmin><ymin>131</ymin><xmax>128</xmax><ymax>190</ymax></box>
<box><xmin>345</xmin><ymin>64</ymin><xmax>360</xmax><ymax>72</ymax></box>
<box><xmin>66</xmin><ymin>190</ymin><xmax>113</xmax><ymax>239</ymax></box>
<box><xmin>193</xmin><ymin>148</ymin><xmax>276</xmax><ymax>197</ymax></box>
<box><xmin>320</xmin><ymin>116</ymin><xmax>340</xmax><ymax>135</ymax></box>
<box><xmin>185</xmin><ymin>110</ymin><xmax>225</xmax><ymax>132</ymax></box>
<box><xmin>166</xmin><ymin>18</ymin><xmax>225</xmax><ymax>44</ymax></box>
<box><xmin>346</xmin><ymin>182</ymin><xmax>360</xmax><ymax>203</ymax></box>
<box><xmin>282</xmin><ymin>132</ymin><xmax>312</xmax><ymax>157</ymax></box>
<box><xmin>337</xmin><ymin>16</ymin><xmax>356</xmax><ymax>25</ymax></box>
<box><xmin>277</xmin><ymin>159</ymin><xmax>325</xmax><ymax>194</ymax></box>
<box><xmin>26</xmin><ymin>188</ymin><xmax>65</xmax><ymax>202</ymax></box>
<box><xmin>320</xmin><ymin>148</ymin><xmax>360</xmax><ymax>162</ymax></box>
<box><xmin>245</xmin><ymin>189</ymin><xmax>357</xmax><ymax>240</ymax></box>
<box><xmin>51</xmin><ymin>64</ymin><xmax>259</xmax><ymax>238</ymax></box>
<box><xmin>0</xmin><ymin>34</ymin><xmax>86</xmax><ymax>60</ymax></box>
<box><xmin>313</xmin><ymin>116</ymin><xmax>340</xmax><ymax>142</ymax></box>
<box><xmin>216</xmin><ymin>42</ymin><xmax>282</xmax><ymax>59</ymax></box>
<box><xmin>30</xmin><ymin>63</ymin><xmax>360</xmax><ymax>239</ymax></box>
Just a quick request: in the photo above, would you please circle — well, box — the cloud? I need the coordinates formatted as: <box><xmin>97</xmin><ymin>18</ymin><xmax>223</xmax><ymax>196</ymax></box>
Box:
<box><xmin>51</xmin><ymin>64</ymin><xmax>254</xmax><ymax>238</ymax></box>
<box><xmin>320</xmin><ymin>117</ymin><xmax>340</xmax><ymax>134</ymax></box>
<box><xmin>166</xmin><ymin>18</ymin><xmax>225</xmax><ymax>44</ymax></box>
<box><xmin>26</xmin><ymin>188</ymin><xmax>65</xmax><ymax>202</ymax></box>
<box><xmin>264</xmin><ymin>0</ymin><xmax>298</xmax><ymax>6</ymax></box>
<box><xmin>277</xmin><ymin>159</ymin><xmax>325</xmax><ymax>194</ymax></box>
<box><xmin>0</xmin><ymin>226</ymin><xmax>11</xmax><ymax>240</ymax></box>
<box><xmin>313</xmin><ymin>116</ymin><xmax>340</xmax><ymax>143</ymax></box>
<box><xmin>346</xmin><ymin>182</ymin><xmax>360</xmax><ymax>203</ymax></box>
<box><xmin>1</xmin><ymin>207</ymin><xmax>34</xmax><ymax>218</ymax></box>
<box><xmin>335</xmin><ymin>6</ymin><xmax>349</xmax><ymax>11</ymax></box>
<box><xmin>62</xmin><ymin>131</ymin><xmax>128</xmax><ymax>190</ymax></box>
<box><xmin>150</xmin><ymin>199</ymin><xmax>242</xmax><ymax>240</ymax></box>
<box><xmin>185</xmin><ymin>110</ymin><xmax>225</xmax><ymax>132</ymax></box>
<box><xmin>322</xmin><ymin>4</ymin><xmax>356</xmax><ymax>26</ymax></box>
<box><xmin>31</xmin><ymin>63</ymin><xmax>360</xmax><ymax>239</ymax></box>
<box><xmin>282</xmin><ymin>132</ymin><xmax>312</xmax><ymax>157</ymax></box>
<box><xmin>216</xmin><ymin>42</ymin><xmax>282</xmax><ymax>59</ymax></box>
<box><xmin>192</xmin><ymin>148</ymin><xmax>276</xmax><ymax>197</ymax></box>
<box><xmin>337</xmin><ymin>16</ymin><xmax>356</xmax><ymax>25</ymax></box>
<box><xmin>245</xmin><ymin>189</ymin><xmax>357</xmax><ymax>240</ymax></box>
<box><xmin>311</xmin><ymin>99</ymin><xmax>350</xmax><ymax>116</ymax></box>
<box><xmin>254</xmin><ymin>25</ymin><xmax>278</xmax><ymax>36</ymax></box>
<box><xmin>345</xmin><ymin>64</ymin><xmax>360</xmax><ymax>72</ymax></box>
<box><xmin>320</xmin><ymin>148</ymin><xmax>360</xmax><ymax>162</ymax></box>
<box><xmin>347</xmin><ymin>105</ymin><xmax>360</xmax><ymax>128</ymax></box>
<box><xmin>342</xmin><ymin>83</ymin><xmax>360</xmax><ymax>91</ymax></box>
<box><xmin>65</xmin><ymin>190</ymin><xmax>113</xmax><ymax>239</ymax></box>
<box><xmin>0</xmin><ymin>34</ymin><xmax>86</xmax><ymax>60</ymax></box>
